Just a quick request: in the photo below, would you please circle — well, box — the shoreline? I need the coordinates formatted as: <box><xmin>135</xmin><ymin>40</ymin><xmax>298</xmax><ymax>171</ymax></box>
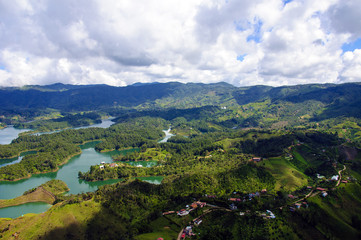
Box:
<box><xmin>0</xmin><ymin>188</ymin><xmax>55</xmax><ymax>209</ymax></box>
<box><xmin>0</xmin><ymin>151</ymin><xmax>82</xmax><ymax>182</ymax></box>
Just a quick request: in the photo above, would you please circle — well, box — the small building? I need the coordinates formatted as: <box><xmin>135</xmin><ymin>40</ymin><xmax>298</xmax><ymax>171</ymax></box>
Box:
<box><xmin>266</xmin><ymin>210</ymin><xmax>276</xmax><ymax>219</ymax></box>
<box><xmin>331</xmin><ymin>175</ymin><xmax>339</xmax><ymax>181</ymax></box>
<box><xmin>162</xmin><ymin>211</ymin><xmax>175</xmax><ymax>215</ymax></box>
<box><xmin>252</xmin><ymin>157</ymin><xmax>262</xmax><ymax>162</ymax></box>
<box><xmin>191</xmin><ymin>203</ymin><xmax>198</xmax><ymax>209</ymax></box>
<box><xmin>229</xmin><ymin>203</ymin><xmax>237</xmax><ymax>210</ymax></box>
<box><xmin>229</xmin><ymin>198</ymin><xmax>237</xmax><ymax>201</ymax></box>
<box><xmin>321</xmin><ymin>191</ymin><xmax>328</xmax><ymax>197</ymax></box>
<box><xmin>295</xmin><ymin>203</ymin><xmax>301</xmax><ymax>209</ymax></box>
<box><xmin>177</xmin><ymin>209</ymin><xmax>189</xmax><ymax>216</ymax></box>
<box><xmin>261</xmin><ymin>189</ymin><xmax>267</xmax><ymax>193</ymax></box>
<box><xmin>109</xmin><ymin>163</ymin><xmax>118</xmax><ymax>168</ymax></box>
<box><xmin>196</xmin><ymin>201</ymin><xmax>206</xmax><ymax>207</ymax></box>
<box><xmin>99</xmin><ymin>165</ymin><xmax>104</xmax><ymax>170</ymax></box>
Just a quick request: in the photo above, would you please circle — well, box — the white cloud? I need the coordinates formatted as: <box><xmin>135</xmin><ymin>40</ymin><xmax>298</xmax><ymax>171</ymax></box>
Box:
<box><xmin>0</xmin><ymin>0</ymin><xmax>360</xmax><ymax>87</ymax></box>
<box><xmin>340</xmin><ymin>50</ymin><xmax>361</xmax><ymax>82</ymax></box>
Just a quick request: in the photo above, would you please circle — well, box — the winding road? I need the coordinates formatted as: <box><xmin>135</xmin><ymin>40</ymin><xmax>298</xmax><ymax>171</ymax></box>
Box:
<box><xmin>336</xmin><ymin>165</ymin><xmax>346</xmax><ymax>187</ymax></box>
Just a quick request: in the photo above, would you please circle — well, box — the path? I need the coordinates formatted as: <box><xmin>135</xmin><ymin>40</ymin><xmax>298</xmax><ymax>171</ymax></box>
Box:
<box><xmin>176</xmin><ymin>206</ymin><xmax>230</xmax><ymax>240</ymax></box>
<box><xmin>336</xmin><ymin>165</ymin><xmax>346</xmax><ymax>187</ymax></box>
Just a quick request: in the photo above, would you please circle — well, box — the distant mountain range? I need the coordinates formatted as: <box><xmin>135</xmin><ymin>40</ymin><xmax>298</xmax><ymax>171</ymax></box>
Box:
<box><xmin>1</xmin><ymin>81</ymin><xmax>361</xmax><ymax>119</ymax></box>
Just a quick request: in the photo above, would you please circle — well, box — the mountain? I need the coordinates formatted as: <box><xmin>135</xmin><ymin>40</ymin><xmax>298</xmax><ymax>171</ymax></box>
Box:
<box><xmin>0</xmin><ymin>82</ymin><xmax>236</xmax><ymax>111</ymax></box>
<box><xmin>1</xmin><ymin>81</ymin><xmax>361</xmax><ymax>121</ymax></box>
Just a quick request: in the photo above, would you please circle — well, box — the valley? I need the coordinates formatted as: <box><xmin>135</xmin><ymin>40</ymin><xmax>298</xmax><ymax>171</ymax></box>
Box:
<box><xmin>0</xmin><ymin>82</ymin><xmax>361</xmax><ymax>239</ymax></box>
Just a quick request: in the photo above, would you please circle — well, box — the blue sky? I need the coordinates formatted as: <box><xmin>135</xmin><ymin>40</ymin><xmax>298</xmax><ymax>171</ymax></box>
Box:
<box><xmin>342</xmin><ymin>38</ymin><xmax>361</xmax><ymax>53</ymax></box>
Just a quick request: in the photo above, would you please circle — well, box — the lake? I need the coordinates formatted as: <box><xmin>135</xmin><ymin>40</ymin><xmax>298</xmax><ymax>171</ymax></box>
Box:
<box><xmin>0</xmin><ymin>126</ymin><xmax>171</xmax><ymax>218</ymax></box>
<box><xmin>0</xmin><ymin>118</ymin><xmax>115</xmax><ymax>168</ymax></box>
<box><xmin>0</xmin><ymin>126</ymin><xmax>31</xmax><ymax>145</ymax></box>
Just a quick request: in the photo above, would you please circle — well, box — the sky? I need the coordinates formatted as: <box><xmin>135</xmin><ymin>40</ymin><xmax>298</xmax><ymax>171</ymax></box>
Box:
<box><xmin>0</xmin><ymin>0</ymin><xmax>361</xmax><ymax>87</ymax></box>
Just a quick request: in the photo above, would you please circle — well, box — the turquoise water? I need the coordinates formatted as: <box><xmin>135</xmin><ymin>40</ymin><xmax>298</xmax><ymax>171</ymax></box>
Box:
<box><xmin>124</xmin><ymin>160</ymin><xmax>158</xmax><ymax>168</ymax></box>
<box><xmin>0</xmin><ymin>202</ymin><xmax>52</xmax><ymax>219</ymax></box>
<box><xmin>0</xmin><ymin>126</ymin><xmax>169</xmax><ymax>218</ymax></box>
<box><xmin>0</xmin><ymin>142</ymin><xmax>130</xmax><ymax>200</ymax></box>
<box><xmin>0</xmin><ymin>151</ymin><xmax>37</xmax><ymax>168</ymax></box>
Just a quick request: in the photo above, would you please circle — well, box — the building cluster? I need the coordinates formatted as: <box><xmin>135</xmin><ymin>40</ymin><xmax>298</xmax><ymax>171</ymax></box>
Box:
<box><xmin>99</xmin><ymin>161</ymin><xmax>118</xmax><ymax>170</ymax></box>
<box><xmin>181</xmin><ymin>226</ymin><xmax>195</xmax><ymax>239</ymax></box>
<box><xmin>172</xmin><ymin>201</ymin><xmax>207</xmax><ymax>217</ymax></box>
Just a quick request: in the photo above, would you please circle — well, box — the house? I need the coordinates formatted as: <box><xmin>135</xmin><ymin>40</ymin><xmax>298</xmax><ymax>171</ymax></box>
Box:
<box><xmin>331</xmin><ymin>175</ymin><xmax>339</xmax><ymax>181</ymax></box>
<box><xmin>196</xmin><ymin>201</ymin><xmax>206</xmax><ymax>207</ymax></box>
<box><xmin>322</xmin><ymin>191</ymin><xmax>328</xmax><ymax>197</ymax></box>
<box><xmin>162</xmin><ymin>211</ymin><xmax>175</xmax><ymax>215</ymax></box>
<box><xmin>229</xmin><ymin>198</ymin><xmax>237</xmax><ymax>201</ymax></box>
<box><xmin>191</xmin><ymin>203</ymin><xmax>198</xmax><ymax>209</ymax></box>
<box><xmin>229</xmin><ymin>203</ymin><xmax>237</xmax><ymax>210</ymax></box>
<box><xmin>295</xmin><ymin>203</ymin><xmax>301</xmax><ymax>209</ymax></box>
<box><xmin>99</xmin><ymin>165</ymin><xmax>104</xmax><ymax>170</ymax></box>
<box><xmin>101</xmin><ymin>161</ymin><xmax>106</xmax><ymax>164</ymax></box>
<box><xmin>316</xmin><ymin>173</ymin><xmax>325</xmax><ymax>179</ymax></box>
<box><xmin>177</xmin><ymin>209</ymin><xmax>189</xmax><ymax>216</ymax></box>
<box><xmin>266</xmin><ymin>210</ymin><xmax>276</xmax><ymax>219</ymax></box>
<box><xmin>261</xmin><ymin>189</ymin><xmax>267</xmax><ymax>193</ymax></box>
<box><xmin>252</xmin><ymin>157</ymin><xmax>262</xmax><ymax>162</ymax></box>
<box><xmin>109</xmin><ymin>163</ymin><xmax>118</xmax><ymax>168</ymax></box>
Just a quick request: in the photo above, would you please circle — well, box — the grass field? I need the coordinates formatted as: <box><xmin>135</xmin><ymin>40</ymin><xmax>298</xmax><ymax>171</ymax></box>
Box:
<box><xmin>263</xmin><ymin>157</ymin><xmax>308</xmax><ymax>192</ymax></box>
<box><xmin>0</xmin><ymin>200</ymin><xmax>101</xmax><ymax>240</ymax></box>
<box><xmin>0</xmin><ymin>187</ymin><xmax>54</xmax><ymax>208</ymax></box>
<box><xmin>304</xmin><ymin>183</ymin><xmax>361</xmax><ymax>239</ymax></box>
<box><xmin>135</xmin><ymin>229</ymin><xmax>177</xmax><ymax>240</ymax></box>
<box><xmin>0</xmin><ymin>180</ymin><xmax>68</xmax><ymax>209</ymax></box>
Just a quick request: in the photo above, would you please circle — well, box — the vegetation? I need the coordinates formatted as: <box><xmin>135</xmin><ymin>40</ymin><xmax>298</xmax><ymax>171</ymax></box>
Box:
<box><xmin>0</xmin><ymin>117</ymin><xmax>166</xmax><ymax>180</ymax></box>
<box><xmin>1</xmin><ymin>82</ymin><xmax>361</xmax><ymax>239</ymax></box>
<box><xmin>15</xmin><ymin>112</ymin><xmax>102</xmax><ymax>133</ymax></box>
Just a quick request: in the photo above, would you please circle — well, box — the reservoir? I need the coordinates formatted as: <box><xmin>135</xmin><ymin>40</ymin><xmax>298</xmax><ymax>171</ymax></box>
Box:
<box><xmin>0</xmin><ymin>126</ymin><xmax>31</xmax><ymax>145</ymax></box>
<box><xmin>158</xmin><ymin>128</ymin><xmax>174</xmax><ymax>143</ymax></box>
<box><xmin>0</xmin><ymin>127</ymin><xmax>170</xmax><ymax>218</ymax></box>
<box><xmin>0</xmin><ymin>118</ymin><xmax>115</xmax><ymax>168</ymax></box>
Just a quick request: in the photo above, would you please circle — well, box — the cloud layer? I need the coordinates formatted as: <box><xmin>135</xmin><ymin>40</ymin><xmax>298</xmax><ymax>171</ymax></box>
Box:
<box><xmin>0</xmin><ymin>0</ymin><xmax>361</xmax><ymax>87</ymax></box>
